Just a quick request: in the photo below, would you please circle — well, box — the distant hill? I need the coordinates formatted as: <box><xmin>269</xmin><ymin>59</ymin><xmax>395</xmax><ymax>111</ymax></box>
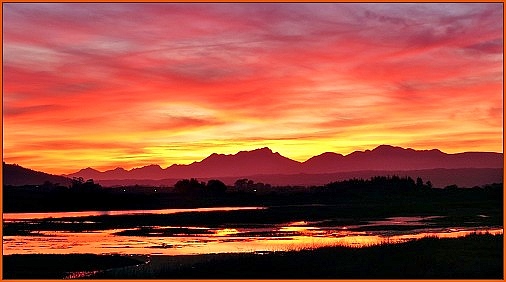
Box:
<box><xmin>221</xmin><ymin>168</ymin><xmax>504</xmax><ymax>189</ymax></box>
<box><xmin>94</xmin><ymin>168</ymin><xmax>503</xmax><ymax>189</ymax></box>
<box><xmin>66</xmin><ymin>145</ymin><xmax>503</xmax><ymax>184</ymax></box>
<box><xmin>302</xmin><ymin>145</ymin><xmax>503</xmax><ymax>173</ymax></box>
<box><xmin>67</xmin><ymin>147</ymin><xmax>302</xmax><ymax>180</ymax></box>
<box><xmin>3</xmin><ymin>163</ymin><xmax>71</xmax><ymax>186</ymax></box>
<box><xmin>166</xmin><ymin>147</ymin><xmax>300</xmax><ymax>178</ymax></box>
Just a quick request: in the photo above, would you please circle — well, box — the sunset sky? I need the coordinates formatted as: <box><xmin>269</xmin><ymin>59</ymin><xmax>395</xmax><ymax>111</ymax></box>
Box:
<box><xmin>3</xmin><ymin>3</ymin><xmax>503</xmax><ymax>174</ymax></box>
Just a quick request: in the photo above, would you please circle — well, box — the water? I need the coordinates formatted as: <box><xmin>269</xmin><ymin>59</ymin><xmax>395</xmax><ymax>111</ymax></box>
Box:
<box><xmin>3</xmin><ymin>206</ymin><xmax>267</xmax><ymax>221</ymax></box>
<box><xmin>3</xmin><ymin>206</ymin><xmax>502</xmax><ymax>255</ymax></box>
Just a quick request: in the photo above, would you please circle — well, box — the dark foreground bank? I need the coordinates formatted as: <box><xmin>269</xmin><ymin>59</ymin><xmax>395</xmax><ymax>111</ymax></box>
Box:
<box><xmin>94</xmin><ymin>233</ymin><xmax>503</xmax><ymax>279</ymax></box>
<box><xmin>5</xmin><ymin>233</ymin><xmax>499</xmax><ymax>279</ymax></box>
<box><xmin>2</xmin><ymin>254</ymin><xmax>146</xmax><ymax>279</ymax></box>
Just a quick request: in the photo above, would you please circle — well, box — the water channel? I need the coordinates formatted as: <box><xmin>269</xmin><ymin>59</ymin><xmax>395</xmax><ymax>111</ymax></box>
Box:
<box><xmin>3</xmin><ymin>206</ymin><xmax>502</xmax><ymax>255</ymax></box>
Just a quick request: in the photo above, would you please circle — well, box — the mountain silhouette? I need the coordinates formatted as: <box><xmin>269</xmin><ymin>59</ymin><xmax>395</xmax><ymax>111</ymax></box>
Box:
<box><xmin>4</xmin><ymin>162</ymin><xmax>502</xmax><ymax>189</ymax></box>
<box><xmin>129</xmin><ymin>164</ymin><xmax>164</xmax><ymax>179</ymax></box>
<box><xmin>302</xmin><ymin>145</ymin><xmax>502</xmax><ymax>173</ymax></box>
<box><xmin>3</xmin><ymin>162</ymin><xmax>71</xmax><ymax>186</ymax></box>
<box><xmin>65</xmin><ymin>145</ymin><xmax>503</xmax><ymax>183</ymax></box>
<box><xmin>73</xmin><ymin>167</ymin><xmax>102</xmax><ymax>179</ymax></box>
<box><xmin>165</xmin><ymin>147</ymin><xmax>301</xmax><ymax>179</ymax></box>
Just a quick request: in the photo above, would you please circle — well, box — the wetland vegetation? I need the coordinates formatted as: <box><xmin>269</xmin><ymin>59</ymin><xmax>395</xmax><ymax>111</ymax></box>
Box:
<box><xmin>4</xmin><ymin>233</ymin><xmax>502</xmax><ymax>279</ymax></box>
<box><xmin>3</xmin><ymin>177</ymin><xmax>503</xmax><ymax>279</ymax></box>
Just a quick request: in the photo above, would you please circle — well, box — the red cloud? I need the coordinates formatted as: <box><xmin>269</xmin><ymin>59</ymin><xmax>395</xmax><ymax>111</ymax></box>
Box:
<box><xmin>3</xmin><ymin>3</ymin><xmax>503</xmax><ymax>173</ymax></box>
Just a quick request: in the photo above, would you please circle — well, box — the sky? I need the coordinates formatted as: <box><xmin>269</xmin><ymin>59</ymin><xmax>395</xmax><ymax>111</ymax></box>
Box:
<box><xmin>3</xmin><ymin>3</ymin><xmax>503</xmax><ymax>174</ymax></box>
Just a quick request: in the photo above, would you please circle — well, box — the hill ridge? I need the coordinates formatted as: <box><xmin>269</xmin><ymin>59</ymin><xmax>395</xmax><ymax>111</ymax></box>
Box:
<box><xmin>63</xmin><ymin>145</ymin><xmax>502</xmax><ymax>180</ymax></box>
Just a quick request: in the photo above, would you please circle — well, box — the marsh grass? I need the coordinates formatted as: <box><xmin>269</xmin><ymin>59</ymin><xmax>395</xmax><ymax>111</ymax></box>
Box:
<box><xmin>5</xmin><ymin>233</ymin><xmax>500</xmax><ymax>279</ymax></box>
<box><xmin>89</xmin><ymin>233</ymin><xmax>503</xmax><ymax>279</ymax></box>
<box><xmin>182</xmin><ymin>233</ymin><xmax>502</xmax><ymax>279</ymax></box>
<box><xmin>2</xmin><ymin>254</ymin><xmax>145</xmax><ymax>279</ymax></box>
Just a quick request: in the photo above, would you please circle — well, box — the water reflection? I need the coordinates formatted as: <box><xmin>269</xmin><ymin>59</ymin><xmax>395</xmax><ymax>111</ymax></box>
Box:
<box><xmin>3</xmin><ymin>206</ymin><xmax>267</xmax><ymax>221</ymax></box>
<box><xmin>3</xmin><ymin>215</ymin><xmax>503</xmax><ymax>255</ymax></box>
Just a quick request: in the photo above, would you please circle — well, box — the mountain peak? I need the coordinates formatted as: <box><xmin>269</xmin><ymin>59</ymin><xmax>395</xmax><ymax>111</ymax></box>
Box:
<box><xmin>79</xmin><ymin>167</ymin><xmax>99</xmax><ymax>173</ymax></box>
<box><xmin>242</xmin><ymin>147</ymin><xmax>273</xmax><ymax>154</ymax></box>
<box><xmin>372</xmin><ymin>144</ymin><xmax>402</xmax><ymax>152</ymax></box>
<box><xmin>371</xmin><ymin>145</ymin><xmax>444</xmax><ymax>155</ymax></box>
<box><xmin>63</xmin><ymin>145</ymin><xmax>502</xmax><ymax>182</ymax></box>
<box><xmin>202</xmin><ymin>152</ymin><xmax>224</xmax><ymax>162</ymax></box>
<box><xmin>111</xmin><ymin>167</ymin><xmax>126</xmax><ymax>171</ymax></box>
<box><xmin>256</xmin><ymin>147</ymin><xmax>274</xmax><ymax>154</ymax></box>
<box><xmin>203</xmin><ymin>148</ymin><xmax>276</xmax><ymax>162</ymax></box>
<box><xmin>3</xmin><ymin>163</ymin><xmax>72</xmax><ymax>186</ymax></box>
<box><xmin>142</xmin><ymin>164</ymin><xmax>162</xmax><ymax>169</ymax></box>
<box><xmin>234</xmin><ymin>147</ymin><xmax>275</xmax><ymax>157</ymax></box>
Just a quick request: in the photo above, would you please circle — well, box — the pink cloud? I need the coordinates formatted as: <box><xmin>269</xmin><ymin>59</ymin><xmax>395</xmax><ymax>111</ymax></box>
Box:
<box><xmin>3</xmin><ymin>3</ymin><xmax>503</xmax><ymax>173</ymax></box>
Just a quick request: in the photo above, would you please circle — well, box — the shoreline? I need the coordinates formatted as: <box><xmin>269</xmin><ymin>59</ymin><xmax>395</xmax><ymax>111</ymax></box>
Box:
<box><xmin>3</xmin><ymin>233</ymin><xmax>503</xmax><ymax>279</ymax></box>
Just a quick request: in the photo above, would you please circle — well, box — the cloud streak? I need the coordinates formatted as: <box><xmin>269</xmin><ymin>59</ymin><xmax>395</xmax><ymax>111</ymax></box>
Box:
<box><xmin>3</xmin><ymin>3</ymin><xmax>503</xmax><ymax>174</ymax></box>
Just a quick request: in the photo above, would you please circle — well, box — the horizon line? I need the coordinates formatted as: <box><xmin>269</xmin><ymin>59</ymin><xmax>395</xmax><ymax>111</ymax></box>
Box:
<box><xmin>5</xmin><ymin>144</ymin><xmax>503</xmax><ymax>175</ymax></box>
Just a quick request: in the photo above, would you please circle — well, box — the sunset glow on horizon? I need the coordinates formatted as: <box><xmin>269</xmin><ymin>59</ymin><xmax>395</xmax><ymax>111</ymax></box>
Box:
<box><xmin>3</xmin><ymin>3</ymin><xmax>503</xmax><ymax>174</ymax></box>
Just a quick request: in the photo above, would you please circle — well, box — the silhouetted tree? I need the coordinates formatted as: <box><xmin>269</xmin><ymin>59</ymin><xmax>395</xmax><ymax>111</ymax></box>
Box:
<box><xmin>71</xmin><ymin>178</ymin><xmax>101</xmax><ymax>192</ymax></box>
<box><xmin>174</xmin><ymin>178</ymin><xmax>205</xmax><ymax>194</ymax></box>
<box><xmin>71</xmin><ymin>177</ymin><xmax>84</xmax><ymax>189</ymax></box>
<box><xmin>416</xmin><ymin>177</ymin><xmax>424</xmax><ymax>188</ymax></box>
<box><xmin>444</xmin><ymin>184</ymin><xmax>459</xmax><ymax>190</ymax></box>
<box><xmin>233</xmin><ymin>178</ymin><xmax>268</xmax><ymax>192</ymax></box>
<box><xmin>425</xmin><ymin>180</ymin><xmax>433</xmax><ymax>189</ymax></box>
<box><xmin>323</xmin><ymin>175</ymin><xmax>420</xmax><ymax>193</ymax></box>
<box><xmin>41</xmin><ymin>181</ymin><xmax>55</xmax><ymax>191</ymax></box>
<box><xmin>206</xmin><ymin>179</ymin><xmax>227</xmax><ymax>195</ymax></box>
<box><xmin>234</xmin><ymin>179</ymin><xmax>249</xmax><ymax>189</ymax></box>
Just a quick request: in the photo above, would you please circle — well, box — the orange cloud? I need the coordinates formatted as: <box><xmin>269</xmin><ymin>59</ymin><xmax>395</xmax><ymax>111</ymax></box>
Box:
<box><xmin>3</xmin><ymin>3</ymin><xmax>503</xmax><ymax>174</ymax></box>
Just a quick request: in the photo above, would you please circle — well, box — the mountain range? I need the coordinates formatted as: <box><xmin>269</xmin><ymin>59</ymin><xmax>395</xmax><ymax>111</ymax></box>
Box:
<box><xmin>3</xmin><ymin>162</ymin><xmax>71</xmax><ymax>186</ymax></box>
<box><xmin>67</xmin><ymin>145</ymin><xmax>503</xmax><ymax>180</ymax></box>
<box><xmin>61</xmin><ymin>145</ymin><xmax>502</xmax><ymax>187</ymax></box>
<box><xmin>4</xmin><ymin>145</ymin><xmax>503</xmax><ymax>188</ymax></box>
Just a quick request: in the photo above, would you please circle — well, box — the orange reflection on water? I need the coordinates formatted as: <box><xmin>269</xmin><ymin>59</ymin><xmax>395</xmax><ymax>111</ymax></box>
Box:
<box><xmin>3</xmin><ymin>206</ymin><xmax>267</xmax><ymax>221</ymax></box>
<box><xmin>213</xmin><ymin>228</ymin><xmax>240</xmax><ymax>236</ymax></box>
<box><xmin>3</xmin><ymin>227</ymin><xmax>502</xmax><ymax>256</ymax></box>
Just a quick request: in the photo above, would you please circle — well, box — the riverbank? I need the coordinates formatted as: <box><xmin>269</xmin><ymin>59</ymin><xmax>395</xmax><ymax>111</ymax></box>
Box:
<box><xmin>4</xmin><ymin>183</ymin><xmax>502</xmax><ymax>213</ymax></box>
<box><xmin>4</xmin><ymin>233</ymin><xmax>501</xmax><ymax>279</ymax></box>
<box><xmin>2</xmin><ymin>254</ymin><xmax>146</xmax><ymax>279</ymax></box>
<box><xmin>95</xmin><ymin>233</ymin><xmax>503</xmax><ymax>279</ymax></box>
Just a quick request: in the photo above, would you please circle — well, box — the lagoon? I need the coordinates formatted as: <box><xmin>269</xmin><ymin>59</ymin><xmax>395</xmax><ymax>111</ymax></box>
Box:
<box><xmin>3</xmin><ymin>206</ymin><xmax>502</xmax><ymax>255</ymax></box>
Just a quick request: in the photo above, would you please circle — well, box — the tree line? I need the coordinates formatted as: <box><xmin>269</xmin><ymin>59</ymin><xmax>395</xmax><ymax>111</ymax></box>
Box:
<box><xmin>11</xmin><ymin>175</ymin><xmax>502</xmax><ymax>196</ymax></box>
<box><xmin>313</xmin><ymin>175</ymin><xmax>433</xmax><ymax>194</ymax></box>
<box><xmin>173</xmin><ymin>178</ymin><xmax>227</xmax><ymax>195</ymax></box>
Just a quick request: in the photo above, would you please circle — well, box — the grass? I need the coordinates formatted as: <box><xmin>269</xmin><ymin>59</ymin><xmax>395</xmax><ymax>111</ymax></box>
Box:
<box><xmin>2</xmin><ymin>254</ymin><xmax>146</xmax><ymax>279</ymax></box>
<box><xmin>86</xmin><ymin>233</ymin><xmax>504</xmax><ymax>279</ymax></box>
<box><xmin>3</xmin><ymin>187</ymin><xmax>502</xmax><ymax>279</ymax></box>
<box><xmin>3</xmin><ymin>234</ymin><xmax>502</xmax><ymax>279</ymax></box>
